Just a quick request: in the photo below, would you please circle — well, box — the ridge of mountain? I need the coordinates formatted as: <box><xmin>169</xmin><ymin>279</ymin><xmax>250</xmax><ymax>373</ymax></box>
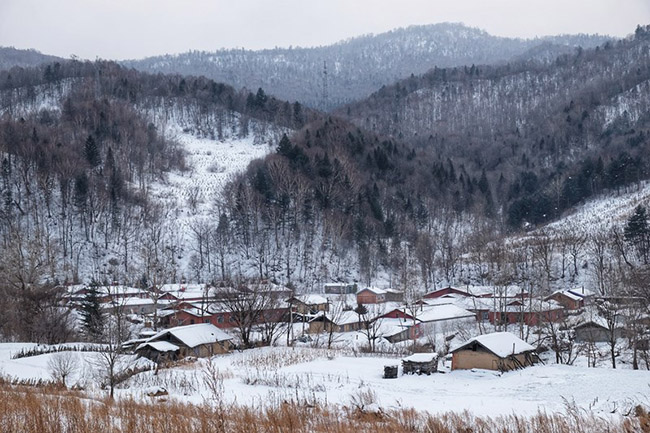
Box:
<box><xmin>122</xmin><ymin>22</ymin><xmax>610</xmax><ymax>110</ymax></box>
<box><xmin>338</xmin><ymin>25</ymin><xmax>650</xmax><ymax>228</ymax></box>
<box><xmin>0</xmin><ymin>46</ymin><xmax>64</xmax><ymax>70</ymax></box>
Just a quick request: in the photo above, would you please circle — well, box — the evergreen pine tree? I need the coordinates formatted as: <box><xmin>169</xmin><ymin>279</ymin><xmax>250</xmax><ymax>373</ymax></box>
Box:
<box><xmin>79</xmin><ymin>285</ymin><xmax>105</xmax><ymax>341</ymax></box>
<box><xmin>624</xmin><ymin>205</ymin><xmax>650</xmax><ymax>264</ymax></box>
<box><xmin>276</xmin><ymin>134</ymin><xmax>293</xmax><ymax>157</ymax></box>
<box><xmin>84</xmin><ymin>135</ymin><xmax>101</xmax><ymax>167</ymax></box>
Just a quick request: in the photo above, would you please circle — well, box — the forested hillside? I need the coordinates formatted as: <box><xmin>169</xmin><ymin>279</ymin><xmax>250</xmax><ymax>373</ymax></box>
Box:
<box><xmin>2</xmin><ymin>26</ymin><xmax>650</xmax><ymax>329</ymax></box>
<box><xmin>340</xmin><ymin>26</ymin><xmax>650</xmax><ymax>228</ymax></box>
<box><xmin>124</xmin><ymin>23</ymin><xmax>609</xmax><ymax>110</ymax></box>
<box><xmin>0</xmin><ymin>59</ymin><xmax>323</xmax><ymax>337</ymax></box>
<box><xmin>0</xmin><ymin>47</ymin><xmax>63</xmax><ymax>70</ymax></box>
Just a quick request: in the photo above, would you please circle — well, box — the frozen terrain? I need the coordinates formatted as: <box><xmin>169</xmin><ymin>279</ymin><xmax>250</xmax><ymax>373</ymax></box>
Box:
<box><xmin>149</xmin><ymin>123</ymin><xmax>274</xmax><ymax>214</ymax></box>
<box><xmin>2</xmin><ymin>343</ymin><xmax>648</xmax><ymax>418</ymax></box>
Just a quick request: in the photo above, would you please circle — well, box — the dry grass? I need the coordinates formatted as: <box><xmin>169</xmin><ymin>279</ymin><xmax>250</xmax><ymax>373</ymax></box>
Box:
<box><xmin>0</xmin><ymin>382</ymin><xmax>645</xmax><ymax>433</ymax></box>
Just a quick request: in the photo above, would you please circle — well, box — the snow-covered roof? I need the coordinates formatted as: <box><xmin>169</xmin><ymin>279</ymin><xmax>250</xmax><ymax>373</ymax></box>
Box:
<box><xmin>375</xmin><ymin>318</ymin><xmax>411</xmax><ymax>337</ymax></box>
<box><xmin>163</xmin><ymin>289</ymin><xmax>209</xmax><ymax>300</ymax></box>
<box><xmin>146</xmin><ymin>323</ymin><xmax>232</xmax><ymax>348</ymax></box>
<box><xmin>549</xmin><ymin>290</ymin><xmax>584</xmax><ymax>302</ymax></box>
<box><xmin>403</xmin><ymin>353</ymin><xmax>438</xmax><ymax>363</ymax></box>
<box><xmin>384</xmin><ymin>288</ymin><xmax>403</xmax><ymax>294</ymax></box>
<box><xmin>420</xmin><ymin>298</ymin><xmax>454</xmax><ymax>306</ymax></box>
<box><xmin>335</xmin><ymin>311</ymin><xmax>364</xmax><ymax>325</ymax></box>
<box><xmin>156</xmin><ymin>309</ymin><xmax>177</xmax><ymax>318</ymax></box>
<box><xmin>451</xmin><ymin>297</ymin><xmax>493</xmax><ymax>311</ymax></box>
<box><xmin>399</xmin><ymin>304</ymin><xmax>475</xmax><ymax>323</ymax></box>
<box><xmin>493</xmin><ymin>299</ymin><xmax>563</xmax><ymax>313</ymax></box>
<box><xmin>465</xmin><ymin>285</ymin><xmax>524</xmax><ymax>298</ymax></box>
<box><xmin>568</xmin><ymin>287</ymin><xmax>595</xmax><ymax>298</ymax></box>
<box><xmin>137</xmin><ymin>341</ymin><xmax>180</xmax><ymax>352</ymax></box>
<box><xmin>159</xmin><ymin>283</ymin><xmax>208</xmax><ymax>293</ymax></box>
<box><xmin>179</xmin><ymin>307</ymin><xmax>211</xmax><ymax>318</ymax></box>
<box><xmin>416</xmin><ymin>305</ymin><xmax>475</xmax><ymax>322</ymax></box>
<box><xmin>294</xmin><ymin>294</ymin><xmax>328</xmax><ymax>305</ymax></box>
<box><xmin>96</xmin><ymin>286</ymin><xmax>143</xmax><ymax>297</ymax></box>
<box><xmin>310</xmin><ymin>310</ymin><xmax>362</xmax><ymax>326</ymax></box>
<box><xmin>452</xmin><ymin>332</ymin><xmax>536</xmax><ymax>358</ymax></box>
<box><xmin>357</xmin><ymin>286</ymin><xmax>386</xmax><ymax>295</ymax></box>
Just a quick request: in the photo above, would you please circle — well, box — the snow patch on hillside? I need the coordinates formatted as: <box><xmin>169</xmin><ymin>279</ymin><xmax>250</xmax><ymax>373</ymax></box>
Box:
<box><xmin>545</xmin><ymin>181</ymin><xmax>650</xmax><ymax>232</ymax></box>
<box><xmin>150</xmin><ymin>124</ymin><xmax>274</xmax><ymax>213</ymax></box>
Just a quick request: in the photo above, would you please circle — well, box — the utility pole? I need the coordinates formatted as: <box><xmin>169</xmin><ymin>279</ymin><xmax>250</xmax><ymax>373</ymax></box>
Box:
<box><xmin>322</xmin><ymin>60</ymin><xmax>329</xmax><ymax>109</ymax></box>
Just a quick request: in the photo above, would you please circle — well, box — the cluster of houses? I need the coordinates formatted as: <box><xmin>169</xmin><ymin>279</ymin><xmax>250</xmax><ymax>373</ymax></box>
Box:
<box><xmin>66</xmin><ymin>281</ymin><xmax>642</xmax><ymax>372</ymax></box>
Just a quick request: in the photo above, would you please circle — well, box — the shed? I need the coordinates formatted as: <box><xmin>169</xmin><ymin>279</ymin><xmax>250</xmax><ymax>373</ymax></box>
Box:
<box><xmin>402</xmin><ymin>353</ymin><xmax>438</xmax><ymax>375</ymax></box>
<box><xmin>324</xmin><ymin>283</ymin><xmax>357</xmax><ymax>294</ymax></box>
<box><xmin>451</xmin><ymin>332</ymin><xmax>539</xmax><ymax>372</ymax></box>
<box><xmin>574</xmin><ymin>320</ymin><xmax>621</xmax><ymax>343</ymax></box>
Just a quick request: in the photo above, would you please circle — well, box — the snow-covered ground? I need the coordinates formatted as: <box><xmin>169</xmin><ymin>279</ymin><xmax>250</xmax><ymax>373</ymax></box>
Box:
<box><xmin>150</xmin><ymin>124</ymin><xmax>274</xmax><ymax>214</ymax></box>
<box><xmin>546</xmin><ymin>181</ymin><xmax>650</xmax><ymax>233</ymax></box>
<box><xmin>0</xmin><ymin>343</ymin><xmax>147</xmax><ymax>387</ymax></box>
<box><xmin>3</xmin><ymin>343</ymin><xmax>648</xmax><ymax>417</ymax></box>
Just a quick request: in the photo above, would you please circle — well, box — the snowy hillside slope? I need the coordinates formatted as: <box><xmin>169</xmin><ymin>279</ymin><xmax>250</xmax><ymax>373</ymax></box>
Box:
<box><xmin>149</xmin><ymin>124</ymin><xmax>274</xmax><ymax>214</ymax></box>
<box><xmin>545</xmin><ymin>181</ymin><xmax>650</xmax><ymax>232</ymax></box>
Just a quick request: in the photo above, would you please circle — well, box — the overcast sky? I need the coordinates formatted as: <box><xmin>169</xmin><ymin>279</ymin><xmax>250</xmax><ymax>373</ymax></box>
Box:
<box><xmin>1</xmin><ymin>0</ymin><xmax>649</xmax><ymax>60</ymax></box>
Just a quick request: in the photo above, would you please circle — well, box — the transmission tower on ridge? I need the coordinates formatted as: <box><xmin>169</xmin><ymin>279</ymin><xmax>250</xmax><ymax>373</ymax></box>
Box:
<box><xmin>322</xmin><ymin>60</ymin><xmax>329</xmax><ymax>109</ymax></box>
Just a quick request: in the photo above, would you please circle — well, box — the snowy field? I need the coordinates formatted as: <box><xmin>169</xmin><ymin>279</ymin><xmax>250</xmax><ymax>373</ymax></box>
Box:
<box><xmin>2</xmin><ymin>343</ymin><xmax>649</xmax><ymax>418</ymax></box>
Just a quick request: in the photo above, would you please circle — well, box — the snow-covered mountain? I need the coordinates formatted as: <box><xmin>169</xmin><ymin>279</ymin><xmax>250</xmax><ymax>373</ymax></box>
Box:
<box><xmin>123</xmin><ymin>23</ymin><xmax>610</xmax><ymax>110</ymax></box>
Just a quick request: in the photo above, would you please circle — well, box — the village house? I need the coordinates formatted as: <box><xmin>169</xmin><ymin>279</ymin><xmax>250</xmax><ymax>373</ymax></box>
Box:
<box><xmin>135</xmin><ymin>323</ymin><xmax>232</xmax><ymax>362</ymax></box>
<box><xmin>545</xmin><ymin>289</ymin><xmax>587</xmax><ymax>310</ymax></box>
<box><xmin>102</xmin><ymin>297</ymin><xmax>172</xmax><ymax>316</ymax></box>
<box><xmin>376</xmin><ymin>318</ymin><xmax>417</xmax><ymax>343</ymax></box>
<box><xmin>288</xmin><ymin>294</ymin><xmax>329</xmax><ymax>315</ymax></box>
<box><xmin>356</xmin><ymin>287</ymin><xmax>387</xmax><ymax>304</ymax></box>
<box><xmin>423</xmin><ymin>286</ymin><xmax>474</xmax><ymax>299</ymax></box>
<box><xmin>381</xmin><ymin>304</ymin><xmax>476</xmax><ymax>329</ymax></box>
<box><xmin>451</xmin><ymin>331</ymin><xmax>539</xmax><ymax>372</ymax></box>
<box><xmin>420</xmin><ymin>296</ymin><xmax>493</xmax><ymax>322</ymax></box>
<box><xmin>488</xmin><ymin>299</ymin><xmax>564</xmax><ymax>326</ymax></box>
<box><xmin>308</xmin><ymin>310</ymin><xmax>365</xmax><ymax>333</ymax></box>
<box><xmin>324</xmin><ymin>283</ymin><xmax>357</xmax><ymax>294</ymax></box>
<box><xmin>68</xmin><ymin>284</ymin><xmax>147</xmax><ymax>303</ymax></box>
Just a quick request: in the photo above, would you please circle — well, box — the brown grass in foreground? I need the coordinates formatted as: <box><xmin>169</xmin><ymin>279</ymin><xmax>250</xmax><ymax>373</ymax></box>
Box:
<box><xmin>0</xmin><ymin>383</ymin><xmax>647</xmax><ymax>433</ymax></box>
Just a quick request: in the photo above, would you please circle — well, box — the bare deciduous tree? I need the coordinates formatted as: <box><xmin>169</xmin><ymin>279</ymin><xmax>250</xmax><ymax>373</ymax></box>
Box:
<box><xmin>47</xmin><ymin>351</ymin><xmax>79</xmax><ymax>388</ymax></box>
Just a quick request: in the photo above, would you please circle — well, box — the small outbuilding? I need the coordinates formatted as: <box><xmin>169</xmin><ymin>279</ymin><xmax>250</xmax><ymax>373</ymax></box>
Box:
<box><xmin>574</xmin><ymin>320</ymin><xmax>622</xmax><ymax>343</ymax></box>
<box><xmin>402</xmin><ymin>353</ymin><xmax>438</xmax><ymax>375</ymax></box>
<box><xmin>451</xmin><ymin>332</ymin><xmax>539</xmax><ymax>372</ymax></box>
